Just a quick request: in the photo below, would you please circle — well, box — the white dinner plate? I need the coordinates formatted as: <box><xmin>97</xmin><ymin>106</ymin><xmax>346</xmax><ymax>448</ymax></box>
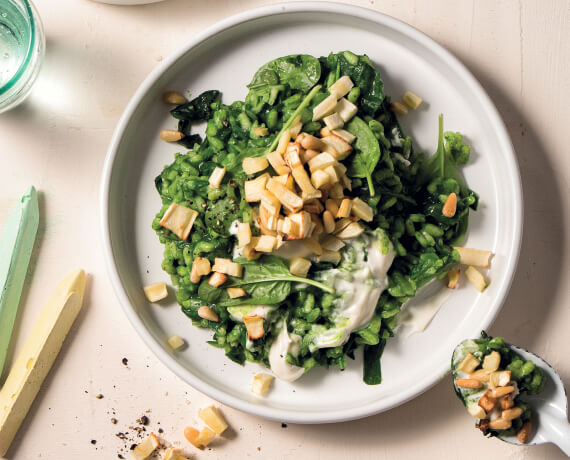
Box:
<box><xmin>100</xmin><ymin>2</ymin><xmax>522</xmax><ymax>423</ymax></box>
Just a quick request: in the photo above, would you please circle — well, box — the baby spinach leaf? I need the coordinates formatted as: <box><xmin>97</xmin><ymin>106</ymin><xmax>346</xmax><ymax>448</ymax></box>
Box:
<box><xmin>170</xmin><ymin>90</ymin><xmax>220</xmax><ymax>121</ymax></box>
<box><xmin>346</xmin><ymin>116</ymin><xmax>381</xmax><ymax>196</ymax></box>
<box><xmin>248</xmin><ymin>54</ymin><xmax>321</xmax><ymax>93</ymax></box>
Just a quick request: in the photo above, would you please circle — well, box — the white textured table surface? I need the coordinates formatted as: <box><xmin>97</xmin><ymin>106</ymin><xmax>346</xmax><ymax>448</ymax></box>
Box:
<box><xmin>1</xmin><ymin>0</ymin><xmax>569</xmax><ymax>459</ymax></box>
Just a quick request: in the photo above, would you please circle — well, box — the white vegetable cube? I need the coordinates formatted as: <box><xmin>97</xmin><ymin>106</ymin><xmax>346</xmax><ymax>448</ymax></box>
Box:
<box><xmin>198</xmin><ymin>406</ymin><xmax>229</xmax><ymax>435</ymax></box>
<box><xmin>237</xmin><ymin>222</ymin><xmax>251</xmax><ymax>248</ymax></box>
<box><xmin>255</xmin><ymin>235</ymin><xmax>277</xmax><ymax>252</ymax></box>
<box><xmin>336</xmin><ymin>97</ymin><xmax>358</xmax><ymax>122</ymax></box>
<box><xmin>159</xmin><ymin>203</ymin><xmax>198</xmax><ymax>240</ymax></box>
<box><xmin>323</xmin><ymin>112</ymin><xmax>344</xmax><ymax>130</ymax></box>
<box><xmin>457</xmin><ymin>352</ymin><xmax>480</xmax><ymax>373</ymax></box>
<box><xmin>467</xmin><ymin>405</ymin><xmax>487</xmax><ymax>419</ymax></box>
<box><xmin>274</xmin><ymin>173</ymin><xmax>295</xmax><ymax>191</ymax></box>
<box><xmin>212</xmin><ymin>258</ymin><xmax>243</xmax><ymax>277</ymax></box>
<box><xmin>288</xmin><ymin>116</ymin><xmax>303</xmax><ymax>138</ymax></box>
<box><xmin>403</xmin><ymin>90</ymin><xmax>423</xmax><ymax>110</ymax></box>
<box><xmin>335</xmin><ymin>222</ymin><xmax>364</xmax><ymax>239</ymax></box>
<box><xmin>288</xmin><ymin>211</ymin><xmax>312</xmax><ymax>239</ymax></box>
<box><xmin>144</xmin><ymin>282</ymin><xmax>168</xmax><ymax>302</ymax></box>
<box><xmin>489</xmin><ymin>370</ymin><xmax>511</xmax><ymax>387</ymax></box>
<box><xmin>266</xmin><ymin>178</ymin><xmax>303</xmax><ymax>213</ymax></box>
<box><xmin>195</xmin><ymin>427</ymin><xmax>216</xmax><ymax>447</ymax></box>
<box><xmin>208</xmin><ymin>272</ymin><xmax>227</xmax><ymax>288</ymax></box>
<box><xmin>336</xmin><ymin>198</ymin><xmax>352</xmax><ymax>218</ymax></box>
<box><xmin>307</xmin><ymin>152</ymin><xmax>337</xmax><ymax>173</ymax></box>
<box><xmin>242</xmin><ymin>156</ymin><xmax>268</xmax><ymax>175</ymax></box>
<box><xmin>329</xmin><ymin>183</ymin><xmax>344</xmax><ymax>199</ymax></box>
<box><xmin>243</xmin><ymin>315</ymin><xmax>265</xmax><ymax>339</ymax></box>
<box><xmin>447</xmin><ymin>268</ymin><xmax>460</xmax><ymax>289</ymax></box>
<box><xmin>321</xmin><ymin>134</ymin><xmax>353</xmax><ymax>160</ymax></box>
<box><xmin>289</xmin><ymin>257</ymin><xmax>311</xmax><ymax>277</ymax></box>
<box><xmin>291</xmin><ymin>165</ymin><xmax>320</xmax><ymax>196</ymax></box>
<box><xmin>208</xmin><ymin>167</ymin><xmax>226</xmax><ymax>189</ymax></box>
<box><xmin>131</xmin><ymin>433</ymin><xmax>159</xmax><ymax>460</ymax></box>
<box><xmin>318</xmin><ymin>250</ymin><xmax>341</xmax><ymax>265</ymax></box>
<box><xmin>284</xmin><ymin>142</ymin><xmax>303</xmax><ymax>169</ymax></box>
<box><xmin>251</xmin><ymin>373</ymin><xmax>274</xmax><ymax>396</ymax></box>
<box><xmin>244</xmin><ymin>174</ymin><xmax>269</xmax><ymax>202</ymax></box>
<box><xmin>227</xmin><ymin>287</ymin><xmax>246</xmax><ymax>299</ymax></box>
<box><xmin>465</xmin><ymin>265</ymin><xmax>487</xmax><ymax>292</ymax></box>
<box><xmin>324</xmin><ymin>165</ymin><xmax>340</xmax><ymax>183</ymax></box>
<box><xmin>329</xmin><ymin>75</ymin><xmax>354</xmax><ymax>98</ymax></box>
<box><xmin>454</xmin><ymin>247</ymin><xmax>493</xmax><ymax>268</ymax></box>
<box><xmin>266</xmin><ymin>151</ymin><xmax>291</xmax><ymax>175</ymax></box>
<box><xmin>260</xmin><ymin>189</ymin><xmax>282</xmax><ymax>216</ymax></box>
<box><xmin>276</xmin><ymin>129</ymin><xmax>292</xmax><ymax>154</ymax></box>
<box><xmin>167</xmin><ymin>334</ymin><xmax>185</xmax><ymax>350</ymax></box>
<box><xmin>482</xmin><ymin>351</ymin><xmax>501</xmax><ymax>372</ymax></box>
<box><xmin>312</xmin><ymin>94</ymin><xmax>338</xmax><ymax>121</ymax></box>
<box><xmin>311</xmin><ymin>169</ymin><xmax>331</xmax><ymax>189</ymax></box>
<box><xmin>332</xmin><ymin>128</ymin><xmax>356</xmax><ymax>144</ymax></box>
<box><xmin>351</xmin><ymin>197</ymin><xmax>374</xmax><ymax>222</ymax></box>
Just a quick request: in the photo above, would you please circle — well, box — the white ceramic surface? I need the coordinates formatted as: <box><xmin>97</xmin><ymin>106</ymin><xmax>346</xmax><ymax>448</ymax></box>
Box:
<box><xmin>100</xmin><ymin>2</ymin><xmax>522</xmax><ymax>424</ymax></box>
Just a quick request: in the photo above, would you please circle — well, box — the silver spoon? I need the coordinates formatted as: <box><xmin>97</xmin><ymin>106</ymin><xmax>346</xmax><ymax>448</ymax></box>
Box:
<box><xmin>495</xmin><ymin>345</ymin><xmax>569</xmax><ymax>456</ymax></box>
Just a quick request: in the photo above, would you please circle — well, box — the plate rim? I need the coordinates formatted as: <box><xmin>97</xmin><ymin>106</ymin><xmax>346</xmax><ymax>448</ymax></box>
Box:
<box><xmin>99</xmin><ymin>1</ymin><xmax>523</xmax><ymax>424</ymax></box>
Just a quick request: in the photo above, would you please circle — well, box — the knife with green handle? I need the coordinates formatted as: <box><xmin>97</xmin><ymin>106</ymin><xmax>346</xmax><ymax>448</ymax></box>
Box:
<box><xmin>0</xmin><ymin>186</ymin><xmax>39</xmax><ymax>379</ymax></box>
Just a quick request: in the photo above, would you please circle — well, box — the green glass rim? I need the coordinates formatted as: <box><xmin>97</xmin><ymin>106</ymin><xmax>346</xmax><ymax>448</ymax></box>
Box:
<box><xmin>0</xmin><ymin>0</ymin><xmax>37</xmax><ymax>95</ymax></box>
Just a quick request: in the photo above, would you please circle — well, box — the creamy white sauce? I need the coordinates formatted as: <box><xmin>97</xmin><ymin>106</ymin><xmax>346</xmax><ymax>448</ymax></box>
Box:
<box><xmin>268</xmin><ymin>321</ymin><xmax>305</xmax><ymax>382</ymax></box>
<box><xmin>227</xmin><ymin>305</ymin><xmax>276</xmax><ymax>323</ymax></box>
<box><xmin>391</xmin><ymin>126</ymin><xmax>403</xmax><ymax>148</ymax></box>
<box><xmin>229</xmin><ymin>220</ymin><xmax>240</xmax><ymax>235</ymax></box>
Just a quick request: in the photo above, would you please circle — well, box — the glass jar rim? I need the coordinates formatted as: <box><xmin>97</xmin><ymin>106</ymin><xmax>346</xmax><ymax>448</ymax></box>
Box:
<box><xmin>0</xmin><ymin>0</ymin><xmax>37</xmax><ymax>94</ymax></box>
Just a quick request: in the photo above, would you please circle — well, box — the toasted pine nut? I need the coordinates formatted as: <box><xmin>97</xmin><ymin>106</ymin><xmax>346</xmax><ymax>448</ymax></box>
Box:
<box><xmin>190</xmin><ymin>264</ymin><xmax>201</xmax><ymax>284</ymax></box>
<box><xmin>160</xmin><ymin>129</ymin><xmax>184</xmax><ymax>142</ymax></box>
<box><xmin>469</xmin><ymin>369</ymin><xmax>491</xmax><ymax>382</ymax></box>
<box><xmin>488</xmin><ymin>418</ymin><xmax>512</xmax><ymax>430</ymax></box>
<box><xmin>502</xmin><ymin>407</ymin><xmax>523</xmax><ymax>421</ymax></box>
<box><xmin>501</xmin><ymin>395</ymin><xmax>514</xmax><ymax>410</ymax></box>
<box><xmin>517</xmin><ymin>420</ymin><xmax>531</xmax><ymax>443</ymax></box>
<box><xmin>455</xmin><ymin>378</ymin><xmax>482</xmax><ymax>389</ymax></box>
<box><xmin>301</xmin><ymin>134</ymin><xmax>326</xmax><ymax>151</ymax></box>
<box><xmin>295</xmin><ymin>132</ymin><xmax>306</xmax><ymax>144</ymax></box>
<box><xmin>442</xmin><ymin>192</ymin><xmax>457</xmax><ymax>218</ymax></box>
<box><xmin>163</xmin><ymin>91</ymin><xmax>187</xmax><ymax>105</ymax></box>
<box><xmin>390</xmin><ymin>101</ymin><xmax>408</xmax><ymax>116</ymax></box>
<box><xmin>325</xmin><ymin>199</ymin><xmax>339</xmax><ymax>216</ymax></box>
<box><xmin>323</xmin><ymin>211</ymin><xmax>335</xmax><ymax>233</ymax></box>
<box><xmin>490</xmin><ymin>386</ymin><xmax>515</xmax><ymax>398</ymax></box>
<box><xmin>198</xmin><ymin>306</ymin><xmax>220</xmax><ymax>322</ymax></box>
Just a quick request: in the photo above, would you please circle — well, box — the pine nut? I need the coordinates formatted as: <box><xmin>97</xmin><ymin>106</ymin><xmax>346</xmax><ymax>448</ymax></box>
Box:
<box><xmin>390</xmin><ymin>101</ymin><xmax>408</xmax><ymax>116</ymax></box>
<box><xmin>502</xmin><ymin>407</ymin><xmax>523</xmax><ymax>421</ymax></box>
<box><xmin>488</xmin><ymin>418</ymin><xmax>512</xmax><ymax>430</ymax></box>
<box><xmin>442</xmin><ymin>192</ymin><xmax>457</xmax><ymax>217</ymax></box>
<box><xmin>455</xmin><ymin>378</ymin><xmax>482</xmax><ymax>389</ymax></box>
<box><xmin>301</xmin><ymin>134</ymin><xmax>326</xmax><ymax>151</ymax></box>
<box><xmin>501</xmin><ymin>395</ymin><xmax>514</xmax><ymax>410</ymax></box>
<box><xmin>517</xmin><ymin>420</ymin><xmax>531</xmax><ymax>443</ymax></box>
<box><xmin>323</xmin><ymin>211</ymin><xmax>335</xmax><ymax>233</ymax></box>
<box><xmin>198</xmin><ymin>306</ymin><xmax>220</xmax><ymax>322</ymax></box>
<box><xmin>160</xmin><ymin>129</ymin><xmax>184</xmax><ymax>142</ymax></box>
<box><xmin>490</xmin><ymin>385</ymin><xmax>515</xmax><ymax>398</ymax></box>
<box><xmin>163</xmin><ymin>91</ymin><xmax>187</xmax><ymax>105</ymax></box>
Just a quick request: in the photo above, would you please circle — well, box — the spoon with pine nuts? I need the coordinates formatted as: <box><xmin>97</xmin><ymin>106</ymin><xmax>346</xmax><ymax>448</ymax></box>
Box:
<box><xmin>451</xmin><ymin>334</ymin><xmax>569</xmax><ymax>456</ymax></box>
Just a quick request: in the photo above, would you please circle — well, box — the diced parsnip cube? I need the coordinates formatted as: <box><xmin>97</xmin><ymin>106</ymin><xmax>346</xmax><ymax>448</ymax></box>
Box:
<box><xmin>266</xmin><ymin>178</ymin><xmax>303</xmax><ymax>213</ymax></box>
<box><xmin>351</xmin><ymin>197</ymin><xmax>374</xmax><ymax>222</ymax></box>
<box><xmin>329</xmin><ymin>183</ymin><xmax>344</xmax><ymax>199</ymax></box>
<box><xmin>335</xmin><ymin>222</ymin><xmax>364</xmax><ymax>240</ymax></box>
<box><xmin>447</xmin><ymin>268</ymin><xmax>460</xmax><ymax>289</ymax></box>
<box><xmin>198</xmin><ymin>406</ymin><xmax>229</xmax><ymax>435</ymax></box>
<box><xmin>336</xmin><ymin>97</ymin><xmax>358</xmax><ymax>122</ymax></box>
<box><xmin>163</xmin><ymin>447</ymin><xmax>185</xmax><ymax>460</ymax></box>
<box><xmin>478</xmin><ymin>390</ymin><xmax>497</xmax><ymax>413</ymax></box>
<box><xmin>333</xmin><ymin>217</ymin><xmax>352</xmax><ymax>233</ymax></box>
<box><xmin>334</xmin><ymin>161</ymin><xmax>347</xmax><ymax>175</ymax></box>
<box><xmin>237</xmin><ymin>223</ymin><xmax>252</xmax><ymax>248</ymax></box>
<box><xmin>227</xmin><ymin>287</ymin><xmax>246</xmax><ymax>299</ymax></box>
<box><xmin>144</xmin><ymin>282</ymin><xmax>168</xmax><ymax>302</ymax></box>
<box><xmin>261</xmin><ymin>189</ymin><xmax>282</xmax><ymax>216</ymax></box>
<box><xmin>282</xmin><ymin>217</ymin><xmax>300</xmax><ymax>238</ymax></box>
<box><xmin>195</xmin><ymin>427</ymin><xmax>216</xmax><ymax>447</ymax></box>
<box><xmin>255</xmin><ymin>235</ymin><xmax>277</xmax><ymax>252</ymax></box>
<box><xmin>321</xmin><ymin>135</ymin><xmax>353</xmax><ymax>160</ymax></box>
<box><xmin>301</xmin><ymin>148</ymin><xmax>319</xmax><ymax>164</ymax></box>
<box><xmin>323</xmin><ymin>112</ymin><xmax>344</xmax><ymax>130</ymax></box>
<box><xmin>258</xmin><ymin>205</ymin><xmax>278</xmax><ymax>233</ymax></box>
<box><xmin>274</xmin><ymin>173</ymin><xmax>295</xmax><ymax>191</ymax></box>
<box><xmin>325</xmin><ymin>199</ymin><xmax>340</xmax><ymax>216</ymax></box>
<box><xmin>390</xmin><ymin>101</ymin><xmax>408</xmax><ymax>115</ymax></box>
<box><xmin>266</xmin><ymin>151</ymin><xmax>290</xmax><ymax>175</ymax></box>
<box><xmin>242</xmin><ymin>156</ymin><xmax>269</xmax><ymax>175</ymax></box>
<box><xmin>132</xmin><ymin>433</ymin><xmax>160</xmax><ymax>460</ymax></box>
<box><xmin>312</xmin><ymin>94</ymin><xmax>338</xmax><ymax>121</ymax></box>
<box><xmin>318</xmin><ymin>250</ymin><xmax>341</xmax><ymax>264</ymax></box>
<box><xmin>403</xmin><ymin>90</ymin><xmax>423</xmax><ymax>110</ymax></box>
<box><xmin>482</xmin><ymin>351</ymin><xmax>501</xmax><ymax>372</ymax></box>
<box><xmin>190</xmin><ymin>256</ymin><xmax>212</xmax><ymax>283</ymax></box>
<box><xmin>289</xmin><ymin>257</ymin><xmax>312</xmax><ymax>277</ymax></box>
<box><xmin>301</xmin><ymin>189</ymin><xmax>323</xmax><ymax>201</ymax></box>
<box><xmin>243</xmin><ymin>315</ymin><xmax>265</xmax><ymax>339</ymax></box>
<box><xmin>212</xmin><ymin>258</ymin><xmax>243</xmax><ymax>277</ymax></box>
<box><xmin>329</xmin><ymin>75</ymin><xmax>354</xmax><ymax>98</ymax></box>
<box><xmin>198</xmin><ymin>305</ymin><xmax>220</xmax><ymax>322</ymax></box>
<box><xmin>310</xmin><ymin>213</ymin><xmax>323</xmax><ymax>235</ymax></box>
<box><xmin>457</xmin><ymin>352</ymin><xmax>480</xmax><ymax>373</ymax></box>
<box><xmin>308</xmin><ymin>152</ymin><xmax>337</xmax><ymax>173</ymax></box>
<box><xmin>324</xmin><ymin>165</ymin><xmax>340</xmax><ymax>183</ymax></box>
<box><xmin>160</xmin><ymin>203</ymin><xmax>199</xmax><ymax>240</ymax></box>
<box><xmin>332</xmin><ymin>128</ymin><xmax>356</xmax><ymax>144</ymax></box>
<box><xmin>208</xmin><ymin>167</ymin><xmax>226</xmax><ymax>189</ymax></box>
<box><xmin>253</xmin><ymin>126</ymin><xmax>269</xmax><ymax>137</ymax></box>
<box><xmin>320</xmin><ymin>235</ymin><xmax>345</xmax><ymax>251</ymax></box>
<box><xmin>300</xmin><ymin>134</ymin><xmax>327</xmax><ymax>151</ymax></box>
<box><xmin>167</xmin><ymin>334</ymin><xmax>185</xmax><ymax>350</ymax></box>
<box><xmin>301</xmin><ymin>236</ymin><xmax>323</xmax><ymax>255</ymax></box>
<box><xmin>251</xmin><ymin>373</ymin><xmax>274</xmax><ymax>396</ymax></box>
<box><xmin>336</xmin><ymin>198</ymin><xmax>352</xmax><ymax>218</ymax></box>
<box><xmin>184</xmin><ymin>426</ymin><xmax>202</xmax><ymax>449</ymax></box>
<box><xmin>284</xmin><ymin>142</ymin><xmax>303</xmax><ymax>169</ymax></box>
<box><xmin>244</xmin><ymin>174</ymin><xmax>269</xmax><ymax>202</ymax></box>
<box><xmin>303</xmin><ymin>199</ymin><xmax>324</xmax><ymax>214</ymax></box>
<box><xmin>242</xmin><ymin>239</ymin><xmax>261</xmax><ymax>261</ymax></box>
<box><xmin>467</xmin><ymin>405</ymin><xmax>487</xmax><ymax>419</ymax></box>
<box><xmin>311</xmin><ymin>169</ymin><xmax>331</xmax><ymax>189</ymax></box>
<box><xmin>288</xmin><ymin>211</ymin><xmax>312</xmax><ymax>239</ymax></box>
<box><xmin>465</xmin><ymin>266</ymin><xmax>487</xmax><ymax>292</ymax></box>
<box><xmin>276</xmin><ymin>129</ymin><xmax>292</xmax><ymax>154</ymax></box>
<box><xmin>454</xmin><ymin>247</ymin><xmax>493</xmax><ymax>268</ymax></box>
<box><xmin>292</xmin><ymin>165</ymin><xmax>320</xmax><ymax>196</ymax></box>
<box><xmin>341</xmin><ymin>174</ymin><xmax>352</xmax><ymax>191</ymax></box>
<box><xmin>289</xmin><ymin>116</ymin><xmax>303</xmax><ymax>138</ymax></box>
<box><xmin>208</xmin><ymin>272</ymin><xmax>228</xmax><ymax>288</ymax></box>
<box><xmin>489</xmin><ymin>370</ymin><xmax>511</xmax><ymax>388</ymax></box>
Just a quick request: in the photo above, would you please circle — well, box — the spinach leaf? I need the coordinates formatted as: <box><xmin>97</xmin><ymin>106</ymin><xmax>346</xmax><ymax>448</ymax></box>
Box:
<box><xmin>248</xmin><ymin>54</ymin><xmax>321</xmax><ymax>93</ymax></box>
<box><xmin>346</xmin><ymin>116</ymin><xmax>381</xmax><ymax>196</ymax></box>
<box><xmin>363</xmin><ymin>338</ymin><xmax>386</xmax><ymax>385</ymax></box>
<box><xmin>204</xmin><ymin>197</ymin><xmax>241</xmax><ymax>237</ymax></box>
<box><xmin>170</xmin><ymin>90</ymin><xmax>220</xmax><ymax>121</ymax></box>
